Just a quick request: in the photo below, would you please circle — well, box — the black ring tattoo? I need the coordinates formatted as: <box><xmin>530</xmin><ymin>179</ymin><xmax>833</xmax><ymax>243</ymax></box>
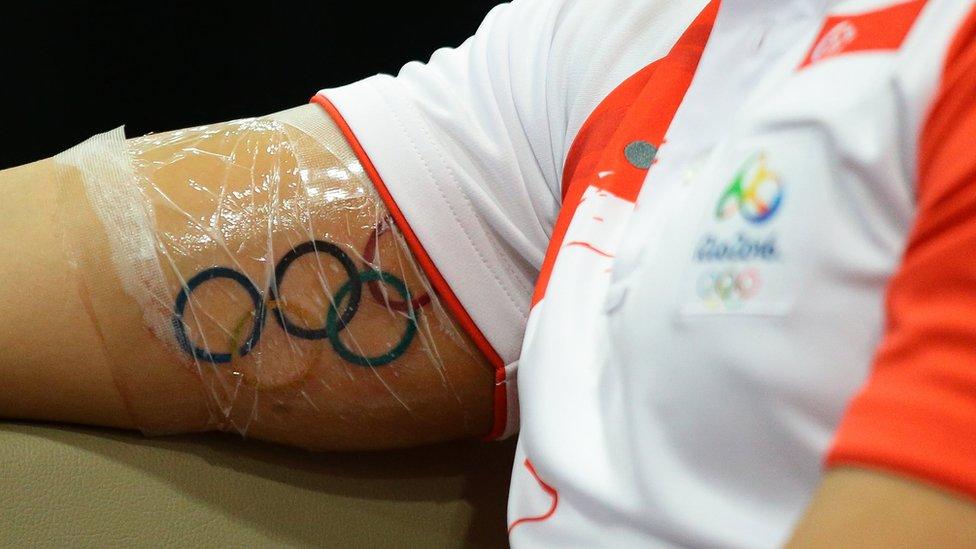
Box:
<box><xmin>270</xmin><ymin>240</ymin><xmax>362</xmax><ymax>340</ymax></box>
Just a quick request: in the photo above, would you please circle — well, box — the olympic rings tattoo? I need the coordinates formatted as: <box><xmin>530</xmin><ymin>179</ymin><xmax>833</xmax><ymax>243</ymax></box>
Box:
<box><xmin>362</xmin><ymin>217</ymin><xmax>432</xmax><ymax>312</ymax></box>
<box><xmin>172</xmin><ymin>238</ymin><xmax>419</xmax><ymax>368</ymax></box>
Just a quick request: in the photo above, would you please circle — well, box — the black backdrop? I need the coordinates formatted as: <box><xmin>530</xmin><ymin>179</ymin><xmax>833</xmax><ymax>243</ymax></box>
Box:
<box><xmin>0</xmin><ymin>1</ymin><xmax>506</xmax><ymax>169</ymax></box>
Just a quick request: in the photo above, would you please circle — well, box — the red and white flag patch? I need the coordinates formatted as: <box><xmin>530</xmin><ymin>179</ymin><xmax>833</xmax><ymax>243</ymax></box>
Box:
<box><xmin>799</xmin><ymin>0</ymin><xmax>927</xmax><ymax>69</ymax></box>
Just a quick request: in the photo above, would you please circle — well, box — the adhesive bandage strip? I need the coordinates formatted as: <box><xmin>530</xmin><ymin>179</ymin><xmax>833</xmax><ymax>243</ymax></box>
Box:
<box><xmin>54</xmin><ymin>105</ymin><xmax>493</xmax><ymax>449</ymax></box>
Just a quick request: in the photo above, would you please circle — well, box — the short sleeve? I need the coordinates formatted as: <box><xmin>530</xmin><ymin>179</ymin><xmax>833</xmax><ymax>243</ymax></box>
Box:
<box><xmin>314</xmin><ymin>0</ymin><xmax>572</xmax><ymax>439</ymax></box>
<box><xmin>314</xmin><ymin>0</ymin><xmax>693</xmax><ymax>439</ymax></box>
<box><xmin>827</xmin><ymin>5</ymin><xmax>976</xmax><ymax>499</ymax></box>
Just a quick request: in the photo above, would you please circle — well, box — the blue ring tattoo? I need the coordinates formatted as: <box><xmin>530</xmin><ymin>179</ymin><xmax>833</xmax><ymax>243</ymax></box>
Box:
<box><xmin>172</xmin><ymin>266</ymin><xmax>267</xmax><ymax>364</ymax></box>
<box><xmin>271</xmin><ymin>240</ymin><xmax>361</xmax><ymax>340</ymax></box>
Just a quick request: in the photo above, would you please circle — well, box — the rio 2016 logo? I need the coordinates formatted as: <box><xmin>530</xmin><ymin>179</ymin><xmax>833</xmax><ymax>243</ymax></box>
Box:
<box><xmin>715</xmin><ymin>153</ymin><xmax>783</xmax><ymax>224</ymax></box>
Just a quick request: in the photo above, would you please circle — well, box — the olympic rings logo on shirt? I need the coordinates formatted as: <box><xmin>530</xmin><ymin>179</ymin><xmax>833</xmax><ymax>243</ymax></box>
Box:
<box><xmin>696</xmin><ymin>268</ymin><xmax>762</xmax><ymax>310</ymax></box>
<box><xmin>715</xmin><ymin>153</ymin><xmax>783</xmax><ymax>224</ymax></box>
<box><xmin>172</xmin><ymin>219</ymin><xmax>431</xmax><ymax>368</ymax></box>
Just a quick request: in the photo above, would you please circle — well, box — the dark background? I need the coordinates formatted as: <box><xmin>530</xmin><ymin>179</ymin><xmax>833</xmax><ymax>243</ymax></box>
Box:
<box><xmin>0</xmin><ymin>1</ymin><xmax>506</xmax><ymax>169</ymax></box>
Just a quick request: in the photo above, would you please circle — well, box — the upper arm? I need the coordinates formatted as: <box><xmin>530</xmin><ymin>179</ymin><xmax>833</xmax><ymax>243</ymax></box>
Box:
<box><xmin>1</xmin><ymin>0</ymin><xmax>616</xmax><ymax>450</ymax></box>
<box><xmin>4</xmin><ymin>105</ymin><xmax>494</xmax><ymax>450</ymax></box>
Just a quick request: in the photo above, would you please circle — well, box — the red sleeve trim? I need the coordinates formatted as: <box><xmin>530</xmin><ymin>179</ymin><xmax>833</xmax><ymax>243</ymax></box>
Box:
<box><xmin>310</xmin><ymin>94</ymin><xmax>509</xmax><ymax>441</ymax></box>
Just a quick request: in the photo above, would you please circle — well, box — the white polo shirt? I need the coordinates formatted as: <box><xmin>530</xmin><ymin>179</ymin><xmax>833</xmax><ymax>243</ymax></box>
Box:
<box><xmin>316</xmin><ymin>0</ymin><xmax>976</xmax><ymax>545</ymax></box>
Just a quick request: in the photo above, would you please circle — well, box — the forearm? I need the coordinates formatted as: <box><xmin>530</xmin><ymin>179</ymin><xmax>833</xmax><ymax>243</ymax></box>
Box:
<box><xmin>0</xmin><ymin>159</ymin><xmax>132</xmax><ymax>429</ymax></box>
<box><xmin>0</xmin><ymin>105</ymin><xmax>494</xmax><ymax>449</ymax></box>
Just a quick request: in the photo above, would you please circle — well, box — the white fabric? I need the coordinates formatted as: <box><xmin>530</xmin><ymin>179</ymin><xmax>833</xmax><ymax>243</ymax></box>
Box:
<box><xmin>320</xmin><ymin>0</ymin><xmax>972</xmax><ymax>546</ymax></box>
<box><xmin>322</xmin><ymin>0</ymin><xmax>704</xmax><ymax>368</ymax></box>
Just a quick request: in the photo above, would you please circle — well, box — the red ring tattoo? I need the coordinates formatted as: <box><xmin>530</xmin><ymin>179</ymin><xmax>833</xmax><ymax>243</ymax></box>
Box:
<box><xmin>362</xmin><ymin>217</ymin><xmax>432</xmax><ymax>312</ymax></box>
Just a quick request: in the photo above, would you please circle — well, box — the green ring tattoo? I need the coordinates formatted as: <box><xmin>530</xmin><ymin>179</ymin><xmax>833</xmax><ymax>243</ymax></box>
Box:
<box><xmin>326</xmin><ymin>270</ymin><xmax>418</xmax><ymax>367</ymax></box>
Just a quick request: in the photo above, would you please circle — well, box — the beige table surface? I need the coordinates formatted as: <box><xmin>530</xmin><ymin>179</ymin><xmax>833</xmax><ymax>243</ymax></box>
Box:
<box><xmin>0</xmin><ymin>421</ymin><xmax>515</xmax><ymax>548</ymax></box>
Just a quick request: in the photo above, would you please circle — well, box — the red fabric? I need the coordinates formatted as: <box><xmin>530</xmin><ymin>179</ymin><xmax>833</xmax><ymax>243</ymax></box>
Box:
<box><xmin>310</xmin><ymin>95</ymin><xmax>509</xmax><ymax>440</ymax></box>
<box><xmin>798</xmin><ymin>0</ymin><xmax>927</xmax><ymax>69</ymax></box>
<box><xmin>533</xmin><ymin>0</ymin><xmax>720</xmax><ymax>306</ymax></box>
<box><xmin>827</xmin><ymin>4</ymin><xmax>976</xmax><ymax>500</ymax></box>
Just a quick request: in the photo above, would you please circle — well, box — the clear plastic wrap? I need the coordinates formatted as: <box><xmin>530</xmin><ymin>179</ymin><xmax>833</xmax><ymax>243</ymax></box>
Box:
<box><xmin>53</xmin><ymin>105</ymin><xmax>492</xmax><ymax>449</ymax></box>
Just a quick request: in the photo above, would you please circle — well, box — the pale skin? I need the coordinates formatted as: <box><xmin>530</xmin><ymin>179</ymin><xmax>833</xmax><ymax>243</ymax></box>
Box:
<box><xmin>1</xmin><ymin>108</ymin><xmax>975</xmax><ymax>543</ymax></box>
<box><xmin>0</xmin><ymin>157</ymin><xmax>133</xmax><ymax>429</ymax></box>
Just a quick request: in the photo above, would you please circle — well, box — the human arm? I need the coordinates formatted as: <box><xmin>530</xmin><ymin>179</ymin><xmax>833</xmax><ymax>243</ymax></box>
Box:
<box><xmin>0</xmin><ymin>0</ymin><xmax>598</xmax><ymax>450</ymax></box>
<box><xmin>788</xmin><ymin>468</ymin><xmax>976</xmax><ymax>548</ymax></box>
<box><xmin>0</xmin><ymin>105</ymin><xmax>494</xmax><ymax>450</ymax></box>
<box><xmin>0</xmin><ymin>157</ymin><xmax>134</xmax><ymax>429</ymax></box>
